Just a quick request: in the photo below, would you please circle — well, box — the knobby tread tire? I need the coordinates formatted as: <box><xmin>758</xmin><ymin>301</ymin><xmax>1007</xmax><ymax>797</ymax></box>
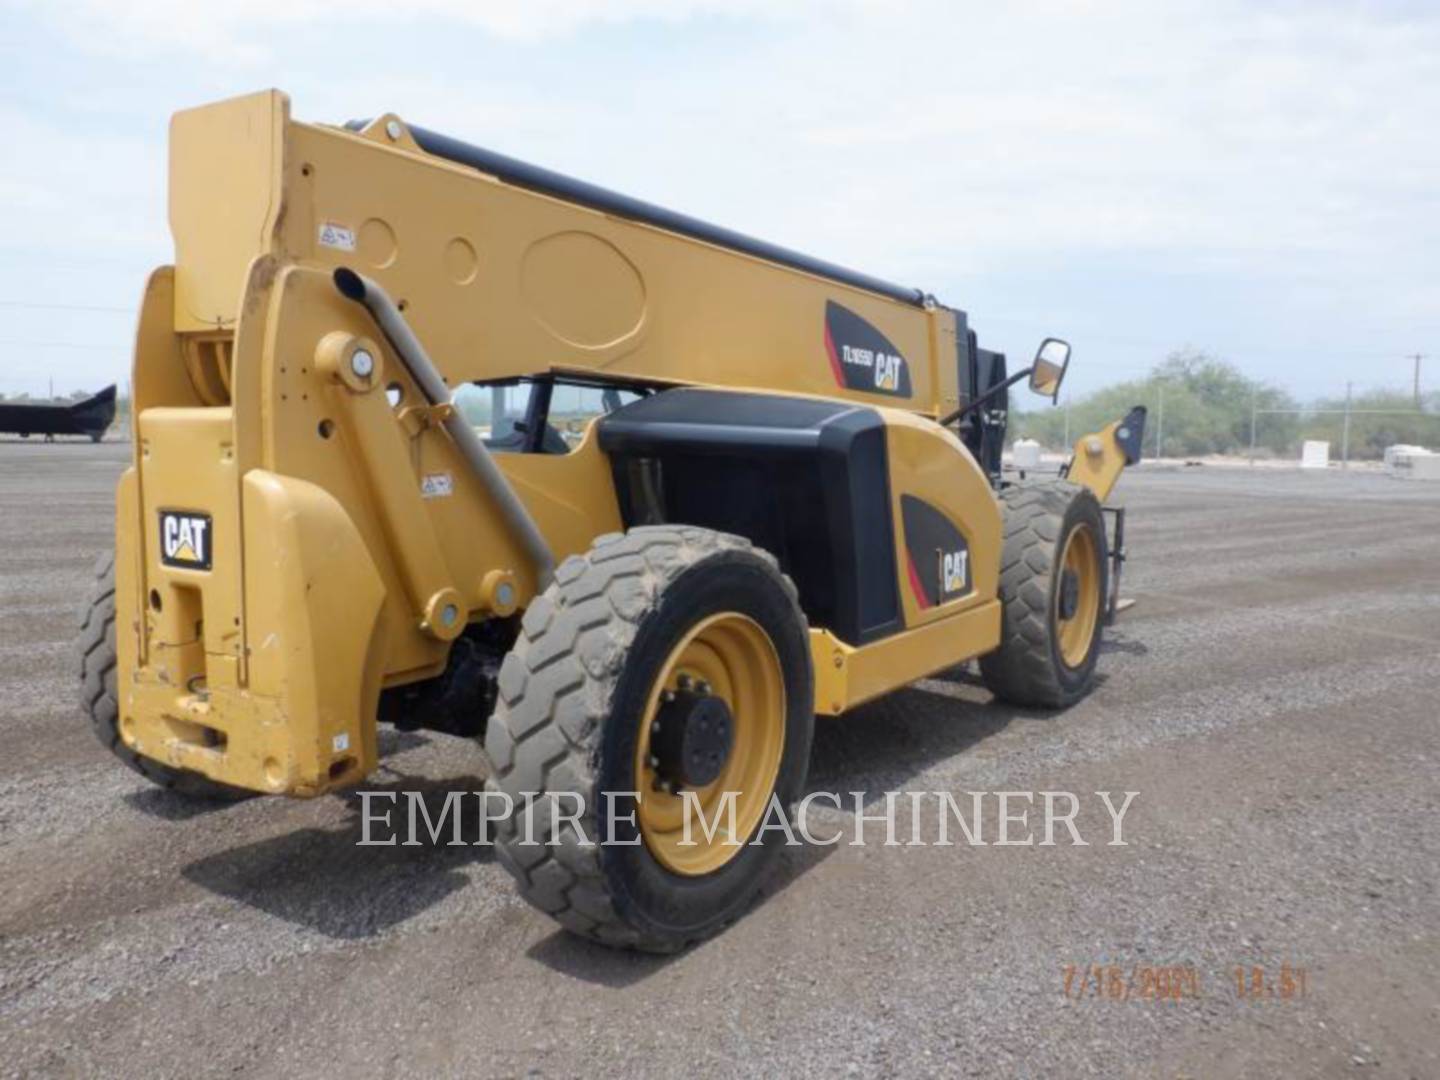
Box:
<box><xmin>483</xmin><ymin>525</ymin><xmax>808</xmax><ymax>953</ymax></box>
<box><xmin>979</xmin><ymin>481</ymin><xmax>1107</xmax><ymax>709</ymax></box>
<box><xmin>77</xmin><ymin>551</ymin><xmax>246</xmax><ymax>800</ymax></box>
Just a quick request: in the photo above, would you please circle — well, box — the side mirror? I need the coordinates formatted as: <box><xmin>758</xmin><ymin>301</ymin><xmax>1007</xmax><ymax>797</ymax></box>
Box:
<box><xmin>1029</xmin><ymin>338</ymin><xmax>1071</xmax><ymax>400</ymax></box>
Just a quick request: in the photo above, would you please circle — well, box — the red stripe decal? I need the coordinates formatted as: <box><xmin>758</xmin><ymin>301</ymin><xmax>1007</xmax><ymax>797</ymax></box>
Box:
<box><xmin>905</xmin><ymin>552</ymin><xmax>932</xmax><ymax>610</ymax></box>
<box><xmin>823</xmin><ymin>323</ymin><xmax>844</xmax><ymax>387</ymax></box>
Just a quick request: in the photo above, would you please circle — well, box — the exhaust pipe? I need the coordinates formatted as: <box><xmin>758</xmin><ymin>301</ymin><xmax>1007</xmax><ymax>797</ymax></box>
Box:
<box><xmin>333</xmin><ymin>267</ymin><xmax>556</xmax><ymax>591</ymax></box>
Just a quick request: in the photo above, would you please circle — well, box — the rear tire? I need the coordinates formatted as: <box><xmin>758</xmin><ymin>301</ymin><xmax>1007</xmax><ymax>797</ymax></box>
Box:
<box><xmin>78</xmin><ymin>552</ymin><xmax>247</xmax><ymax>800</ymax></box>
<box><xmin>979</xmin><ymin>482</ymin><xmax>1108</xmax><ymax>708</ymax></box>
<box><xmin>484</xmin><ymin>526</ymin><xmax>813</xmax><ymax>952</ymax></box>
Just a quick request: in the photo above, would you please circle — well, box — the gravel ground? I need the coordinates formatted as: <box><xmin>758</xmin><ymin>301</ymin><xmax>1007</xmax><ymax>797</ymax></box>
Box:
<box><xmin>2</xmin><ymin>440</ymin><xmax>1438</xmax><ymax>1078</ymax></box>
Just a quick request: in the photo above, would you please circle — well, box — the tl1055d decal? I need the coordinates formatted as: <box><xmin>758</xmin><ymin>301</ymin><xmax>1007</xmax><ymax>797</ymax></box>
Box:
<box><xmin>901</xmin><ymin>495</ymin><xmax>970</xmax><ymax>610</ymax></box>
<box><xmin>824</xmin><ymin>300</ymin><xmax>912</xmax><ymax>398</ymax></box>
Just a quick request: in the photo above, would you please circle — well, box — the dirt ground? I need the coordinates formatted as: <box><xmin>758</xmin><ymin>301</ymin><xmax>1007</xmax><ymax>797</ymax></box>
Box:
<box><xmin>2</xmin><ymin>440</ymin><xmax>1438</xmax><ymax>1078</ymax></box>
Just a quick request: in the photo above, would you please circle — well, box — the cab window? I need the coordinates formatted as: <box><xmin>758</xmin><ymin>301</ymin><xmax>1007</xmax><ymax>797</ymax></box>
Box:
<box><xmin>455</xmin><ymin>379</ymin><xmax>646</xmax><ymax>454</ymax></box>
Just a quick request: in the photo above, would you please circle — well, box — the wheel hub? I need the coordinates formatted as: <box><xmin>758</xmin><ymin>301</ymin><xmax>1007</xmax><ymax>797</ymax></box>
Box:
<box><xmin>651</xmin><ymin>682</ymin><xmax>733</xmax><ymax>790</ymax></box>
<box><xmin>1058</xmin><ymin>568</ymin><xmax>1081</xmax><ymax>621</ymax></box>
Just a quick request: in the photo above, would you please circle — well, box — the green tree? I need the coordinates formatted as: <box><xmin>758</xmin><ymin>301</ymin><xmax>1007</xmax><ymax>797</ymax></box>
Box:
<box><xmin>1302</xmin><ymin>389</ymin><xmax>1440</xmax><ymax>460</ymax></box>
<box><xmin>1012</xmin><ymin>350</ymin><xmax>1299</xmax><ymax>456</ymax></box>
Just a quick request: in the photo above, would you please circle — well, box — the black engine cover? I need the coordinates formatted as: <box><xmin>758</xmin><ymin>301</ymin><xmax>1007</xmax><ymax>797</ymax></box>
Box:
<box><xmin>599</xmin><ymin>388</ymin><xmax>902</xmax><ymax>646</ymax></box>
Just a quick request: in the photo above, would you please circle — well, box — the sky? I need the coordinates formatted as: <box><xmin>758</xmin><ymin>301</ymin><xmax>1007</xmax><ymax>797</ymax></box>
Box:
<box><xmin>0</xmin><ymin>0</ymin><xmax>1436</xmax><ymax>404</ymax></box>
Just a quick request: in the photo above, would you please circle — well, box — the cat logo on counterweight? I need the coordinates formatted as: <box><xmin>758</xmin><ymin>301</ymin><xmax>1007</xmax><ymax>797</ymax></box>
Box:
<box><xmin>158</xmin><ymin>510</ymin><xmax>212</xmax><ymax>570</ymax></box>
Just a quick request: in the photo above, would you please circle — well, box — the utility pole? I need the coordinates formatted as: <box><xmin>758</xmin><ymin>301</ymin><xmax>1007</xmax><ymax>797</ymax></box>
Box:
<box><xmin>1341</xmin><ymin>381</ymin><xmax>1352</xmax><ymax>469</ymax></box>
<box><xmin>1063</xmin><ymin>402</ymin><xmax>1070</xmax><ymax>448</ymax></box>
<box><xmin>1155</xmin><ymin>385</ymin><xmax>1165</xmax><ymax>460</ymax></box>
<box><xmin>1409</xmin><ymin>353</ymin><xmax>1426</xmax><ymax>408</ymax></box>
<box><xmin>1248</xmin><ymin>389</ymin><xmax>1257</xmax><ymax>464</ymax></box>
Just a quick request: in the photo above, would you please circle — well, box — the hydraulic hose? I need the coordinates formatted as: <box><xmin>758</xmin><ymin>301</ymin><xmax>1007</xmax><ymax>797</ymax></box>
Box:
<box><xmin>333</xmin><ymin>266</ymin><xmax>556</xmax><ymax>591</ymax></box>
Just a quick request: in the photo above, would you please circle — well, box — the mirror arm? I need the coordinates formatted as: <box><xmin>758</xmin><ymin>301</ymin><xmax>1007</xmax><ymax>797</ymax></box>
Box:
<box><xmin>939</xmin><ymin>366</ymin><xmax>1034</xmax><ymax>428</ymax></box>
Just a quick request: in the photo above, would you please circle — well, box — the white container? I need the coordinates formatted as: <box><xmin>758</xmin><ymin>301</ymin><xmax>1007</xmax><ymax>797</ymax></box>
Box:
<box><xmin>1300</xmin><ymin>440</ymin><xmax>1330</xmax><ymax>469</ymax></box>
<box><xmin>1384</xmin><ymin>444</ymin><xmax>1427</xmax><ymax>469</ymax></box>
<box><xmin>1411</xmin><ymin>455</ymin><xmax>1440</xmax><ymax>481</ymax></box>
<box><xmin>1385</xmin><ymin>444</ymin><xmax>1436</xmax><ymax>475</ymax></box>
<box><xmin>1012</xmin><ymin>438</ymin><xmax>1042</xmax><ymax>470</ymax></box>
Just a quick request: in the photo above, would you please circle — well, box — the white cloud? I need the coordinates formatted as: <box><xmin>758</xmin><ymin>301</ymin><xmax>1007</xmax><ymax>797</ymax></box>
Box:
<box><xmin>0</xmin><ymin>105</ymin><xmax>166</xmax><ymax>258</ymax></box>
<box><xmin>7</xmin><ymin>0</ymin><xmax>827</xmax><ymax>57</ymax></box>
<box><xmin>14</xmin><ymin>1</ymin><xmax>1440</xmax><ymax>268</ymax></box>
<box><xmin>2</xmin><ymin>0</ymin><xmax>1437</xmax><ymax>396</ymax></box>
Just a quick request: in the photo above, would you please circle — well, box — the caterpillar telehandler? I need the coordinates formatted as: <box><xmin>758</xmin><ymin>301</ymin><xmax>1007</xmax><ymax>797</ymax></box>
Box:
<box><xmin>77</xmin><ymin>90</ymin><xmax>1145</xmax><ymax>951</ymax></box>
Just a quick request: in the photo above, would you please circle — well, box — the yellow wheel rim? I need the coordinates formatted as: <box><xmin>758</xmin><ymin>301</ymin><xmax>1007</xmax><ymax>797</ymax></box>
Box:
<box><xmin>633</xmin><ymin>612</ymin><xmax>785</xmax><ymax>876</ymax></box>
<box><xmin>1057</xmin><ymin>524</ymin><xmax>1102</xmax><ymax>669</ymax></box>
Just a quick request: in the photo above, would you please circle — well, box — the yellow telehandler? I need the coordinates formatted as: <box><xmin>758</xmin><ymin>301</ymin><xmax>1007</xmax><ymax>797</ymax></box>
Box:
<box><xmin>77</xmin><ymin>90</ymin><xmax>1145</xmax><ymax>950</ymax></box>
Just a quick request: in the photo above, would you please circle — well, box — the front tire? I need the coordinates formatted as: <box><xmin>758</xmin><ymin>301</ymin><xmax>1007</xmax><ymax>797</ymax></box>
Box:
<box><xmin>979</xmin><ymin>482</ymin><xmax>1108</xmax><ymax>708</ymax></box>
<box><xmin>484</xmin><ymin>526</ymin><xmax>813</xmax><ymax>952</ymax></box>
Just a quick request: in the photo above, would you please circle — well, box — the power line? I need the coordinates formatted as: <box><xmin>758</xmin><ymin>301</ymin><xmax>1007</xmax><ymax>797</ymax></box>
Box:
<box><xmin>0</xmin><ymin>248</ymin><xmax>159</xmax><ymax>270</ymax></box>
<box><xmin>976</xmin><ymin>312</ymin><xmax>1424</xmax><ymax>365</ymax></box>
<box><xmin>1253</xmin><ymin>408</ymin><xmax>1439</xmax><ymax>416</ymax></box>
<box><xmin>0</xmin><ymin>338</ymin><xmax>123</xmax><ymax>351</ymax></box>
<box><xmin>0</xmin><ymin>300</ymin><xmax>131</xmax><ymax>313</ymax></box>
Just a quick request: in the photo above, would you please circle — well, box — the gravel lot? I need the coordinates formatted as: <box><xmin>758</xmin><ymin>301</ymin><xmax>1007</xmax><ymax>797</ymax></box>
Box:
<box><xmin>2</xmin><ymin>440</ymin><xmax>1438</xmax><ymax>1078</ymax></box>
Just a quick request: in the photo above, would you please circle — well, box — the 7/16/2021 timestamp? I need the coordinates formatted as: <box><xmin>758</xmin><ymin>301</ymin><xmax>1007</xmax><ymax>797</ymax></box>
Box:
<box><xmin>1063</xmin><ymin>963</ymin><xmax>1308</xmax><ymax>1003</ymax></box>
